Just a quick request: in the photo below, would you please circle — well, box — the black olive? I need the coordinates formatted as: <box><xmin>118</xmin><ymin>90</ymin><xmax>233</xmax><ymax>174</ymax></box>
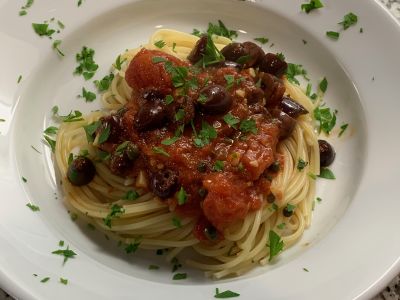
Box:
<box><xmin>221</xmin><ymin>42</ymin><xmax>264</xmax><ymax>68</ymax></box>
<box><xmin>142</xmin><ymin>89</ymin><xmax>165</xmax><ymax>101</ymax></box>
<box><xmin>268</xmin><ymin>161</ymin><xmax>280</xmax><ymax>172</ymax></box>
<box><xmin>208</xmin><ymin>60</ymin><xmax>242</xmax><ymax>69</ymax></box>
<box><xmin>98</xmin><ymin>115</ymin><xmax>125</xmax><ymax>144</ymax></box>
<box><xmin>197</xmin><ymin>161</ymin><xmax>208</xmax><ymax>173</ymax></box>
<box><xmin>241</xmin><ymin>42</ymin><xmax>265</xmax><ymax>68</ymax></box>
<box><xmin>246</xmin><ymin>87</ymin><xmax>264</xmax><ymax>104</ymax></box>
<box><xmin>259</xmin><ymin>53</ymin><xmax>288</xmax><ymax>77</ymax></box>
<box><xmin>67</xmin><ymin>156</ymin><xmax>96</xmax><ymax>186</ymax></box>
<box><xmin>197</xmin><ymin>84</ymin><xmax>232</xmax><ymax>115</ymax></box>
<box><xmin>134</xmin><ymin>100</ymin><xmax>169</xmax><ymax>131</ymax></box>
<box><xmin>267</xmin><ymin>193</ymin><xmax>275</xmax><ymax>203</ymax></box>
<box><xmin>204</xmin><ymin>225</ymin><xmax>218</xmax><ymax>240</ymax></box>
<box><xmin>283</xmin><ymin>207</ymin><xmax>293</xmax><ymax>217</ymax></box>
<box><xmin>280</xmin><ymin>96</ymin><xmax>308</xmax><ymax>118</ymax></box>
<box><xmin>150</xmin><ymin>169</ymin><xmax>179</xmax><ymax>198</ymax></box>
<box><xmin>272</xmin><ymin>109</ymin><xmax>296</xmax><ymax>140</ymax></box>
<box><xmin>198</xmin><ymin>188</ymin><xmax>208</xmax><ymax>199</ymax></box>
<box><xmin>187</xmin><ymin>35</ymin><xmax>208</xmax><ymax>64</ymax></box>
<box><xmin>221</xmin><ymin>43</ymin><xmax>247</xmax><ymax>63</ymax></box>
<box><xmin>109</xmin><ymin>142</ymin><xmax>140</xmax><ymax>176</ymax></box>
<box><xmin>318</xmin><ymin>140</ymin><xmax>336</xmax><ymax>167</ymax></box>
<box><xmin>259</xmin><ymin>73</ymin><xmax>286</xmax><ymax>107</ymax></box>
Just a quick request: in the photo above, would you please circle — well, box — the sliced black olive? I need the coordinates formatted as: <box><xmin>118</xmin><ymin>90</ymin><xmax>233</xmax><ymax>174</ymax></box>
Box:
<box><xmin>134</xmin><ymin>100</ymin><xmax>169</xmax><ymax>131</ymax></box>
<box><xmin>197</xmin><ymin>84</ymin><xmax>232</xmax><ymax>115</ymax></box>
<box><xmin>221</xmin><ymin>42</ymin><xmax>264</xmax><ymax>68</ymax></box>
<box><xmin>318</xmin><ymin>140</ymin><xmax>336</xmax><ymax>167</ymax></box>
<box><xmin>259</xmin><ymin>53</ymin><xmax>288</xmax><ymax>77</ymax></box>
<box><xmin>67</xmin><ymin>156</ymin><xmax>96</xmax><ymax>186</ymax></box>
<box><xmin>198</xmin><ymin>187</ymin><xmax>208</xmax><ymax>199</ymax></box>
<box><xmin>208</xmin><ymin>60</ymin><xmax>242</xmax><ymax>69</ymax></box>
<box><xmin>109</xmin><ymin>142</ymin><xmax>139</xmax><ymax>176</ymax></box>
<box><xmin>272</xmin><ymin>109</ymin><xmax>296</xmax><ymax>140</ymax></box>
<box><xmin>280</xmin><ymin>96</ymin><xmax>308</xmax><ymax>118</ymax></box>
<box><xmin>268</xmin><ymin>160</ymin><xmax>280</xmax><ymax>172</ymax></box>
<box><xmin>197</xmin><ymin>161</ymin><xmax>208</xmax><ymax>173</ymax></box>
<box><xmin>241</xmin><ymin>42</ymin><xmax>265</xmax><ymax>68</ymax></box>
<box><xmin>150</xmin><ymin>169</ymin><xmax>179</xmax><ymax>198</ymax></box>
<box><xmin>267</xmin><ymin>193</ymin><xmax>275</xmax><ymax>203</ymax></box>
<box><xmin>187</xmin><ymin>35</ymin><xmax>208</xmax><ymax>64</ymax></box>
<box><xmin>204</xmin><ymin>225</ymin><xmax>218</xmax><ymax>240</ymax></box>
<box><xmin>142</xmin><ymin>89</ymin><xmax>165</xmax><ymax>102</ymax></box>
<box><xmin>283</xmin><ymin>207</ymin><xmax>293</xmax><ymax>217</ymax></box>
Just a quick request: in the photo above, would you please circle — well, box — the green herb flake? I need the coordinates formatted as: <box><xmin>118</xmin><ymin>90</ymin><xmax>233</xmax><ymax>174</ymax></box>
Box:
<box><xmin>77</xmin><ymin>0</ymin><xmax>84</xmax><ymax>7</ymax></box>
<box><xmin>103</xmin><ymin>204</ymin><xmax>125</xmax><ymax>228</ymax></box>
<box><xmin>318</xmin><ymin>168</ymin><xmax>336</xmax><ymax>179</ymax></box>
<box><xmin>319</xmin><ymin>77</ymin><xmax>328</xmax><ymax>93</ymax></box>
<box><xmin>313</xmin><ymin>106</ymin><xmax>336</xmax><ymax>134</ymax></box>
<box><xmin>98</xmin><ymin>124</ymin><xmax>111</xmax><ymax>144</ymax></box>
<box><xmin>302</xmin><ymin>39</ymin><xmax>308</xmax><ymax>45</ymax></box>
<box><xmin>19</xmin><ymin>10</ymin><xmax>27</xmax><ymax>16</ymax></box>
<box><xmin>301</xmin><ymin>0</ymin><xmax>324</xmax><ymax>14</ymax></box>
<box><xmin>308</xmin><ymin>172</ymin><xmax>317</xmax><ymax>180</ymax></box>
<box><xmin>114</xmin><ymin>55</ymin><xmax>127</xmax><ymax>70</ymax></box>
<box><xmin>148</xmin><ymin>265</ymin><xmax>160</xmax><ymax>270</ymax></box>
<box><xmin>32</xmin><ymin>23</ymin><xmax>55</xmax><ymax>37</ymax></box>
<box><xmin>193</xmin><ymin>121</ymin><xmax>217</xmax><ymax>148</ymax></box>
<box><xmin>303</xmin><ymin>267</ymin><xmax>309</xmax><ymax>272</ymax></box>
<box><xmin>277</xmin><ymin>223</ymin><xmax>286</xmax><ymax>230</ymax></box>
<box><xmin>152</xmin><ymin>146</ymin><xmax>170</xmax><ymax>157</ymax></box>
<box><xmin>224</xmin><ymin>74</ymin><xmax>235</xmax><ymax>90</ymax></box>
<box><xmin>26</xmin><ymin>203</ymin><xmax>40</xmax><ymax>211</ymax></box>
<box><xmin>172</xmin><ymin>273</ymin><xmax>187</xmax><ymax>280</ymax></box>
<box><xmin>254</xmin><ymin>37</ymin><xmax>269</xmax><ymax>44</ymax></box>
<box><xmin>74</xmin><ymin>46</ymin><xmax>99</xmax><ymax>80</ymax></box>
<box><xmin>52</xmin><ymin>245</ymin><xmax>77</xmax><ymax>264</ymax></box>
<box><xmin>44</xmin><ymin>126</ymin><xmax>58</xmax><ymax>135</ymax></box>
<box><xmin>223</xmin><ymin>113</ymin><xmax>240</xmax><ymax>129</ymax></box>
<box><xmin>286</xmin><ymin>203</ymin><xmax>296</xmax><ymax>213</ymax></box>
<box><xmin>165</xmin><ymin>94</ymin><xmax>174</xmax><ymax>105</ymax></box>
<box><xmin>83</xmin><ymin>120</ymin><xmax>101</xmax><ymax>143</ymax></box>
<box><xmin>44</xmin><ymin>136</ymin><xmax>56</xmax><ymax>152</ymax></box>
<box><xmin>338</xmin><ymin>123</ymin><xmax>348</xmax><ymax>137</ymax></box>
<box><xmin>192</xmin><ymin>28</ymin><xmax>202</xmax><ymax>37</ymax></box>
<box><xmin>172</xmin><ymin>42</ymin><xmax>177</xmax><ymax>52</ymax></box>
<box><xmin>214</xmin><ymin>288</ymin><xmax>240</xmax><ymax>298</ymax></box>
<box><xmin>172</xmin><ymin>216</ymin><xmax>182</xmax><ymax>228</ymax></box>
<box><xmin>177</xmin><ymin>187</ymin><xmax>187</xmax><ymax>205</ymax></box>
<box><xmin>40</xmin><ymin>277</ymin><xmax>50</xmax><ymax>283</ymax></box>
<box><xmin>267</xmin><ymin>230</ymin><xmax>284</xmax><ymax>261</ymax></box>
<box><xmin>57</xmin><ymin>20</ymin><xmax>65</xmax><ymax>30</ymax></box>
<box><xmin>360</xmin><ymin>27</ymin><xmax>363</xmax><ymax>33</ymax></box>
<box><xmin>316</xmin><ymin>197</ymin><xmax>322</xmax><ymax>202</ymax></box>
<box><xmin>17</xmin><ymin>75</ymin><xmax>22</xmax><ymax>83</ymax></box>
<box><xmin>125</xmin><ymin>240</ymin><xmax>141</xmax><ymax>254</ymax></box>
<box><xmin>123</xmin><ymin>190</ymin><xmax>139</xmax><ymax>201</ymax></box>
<box><xmin>59</xmin><ymin>240</ymin><xmax>64</xmax><ymax>247</ymax></box>
<box><xmin>297</xmin><ymin>158</ymin><xmax>308</xmax><ymax>171</ymax></box>
<box><xmin>285</xmin><ymin>63</ymin><xmax>309</xmax><ymax>85</ymax></box>
<box><xmin>79</xmin><ymin>87</ymin><xmax>96</xmax><ymax>102</ymax></box>
<box><xmin>152</xmin><ymin>56</ymin><xmax>167</xmax><ymax>64</ymax></box>
<box><xmin>154</xmin><ymin>40</ymin><xmax>166</xmax><ymax>49</ymax></box>
<box><xmin>239</xmin><ymin>118</ymin><xmax>257</xmax><ymax>134</ymax></box>
<box><xmin>175</xmin><ymin>109</ymin><xmax>185</xmax><ymax>121</ymax></box>
<box><xmin>94</xmin><ymin>73</ymin><xmax>114</xmax><ymax>92</ymax></box>
<box><xmin>326</xmin><ymin>31</ymin><xmax>340</xmax><ymax>40</ymax></box>
<box><xmin>59</xmin><ymin>277</ymin><xmax>68</xmax><ymax>285</ymax></box>
<box><xmin>22</xmin><ymin>176</ymin><xmax>27</xmax><ymax>183</ymax></box>
<box><xmin>213</xmin><ymin>160</ymin><xmax>224</xmax><ymax>172</ymax></box>
<box><xmin>206</xmin><ymin>20</ymin><xmax>238</xmax><ymax>40</ymax></box>
<box><xmin>339</xmin><ymin>12</ymin><xmax>358</xmax><ymax>30</ymax></box>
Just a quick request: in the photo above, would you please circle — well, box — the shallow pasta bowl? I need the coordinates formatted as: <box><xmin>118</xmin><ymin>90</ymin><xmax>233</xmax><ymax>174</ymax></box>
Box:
<box><xmin>0</xmin><ymin>0</ymin><xmax>399</xmax><ymax>299</ymax></box>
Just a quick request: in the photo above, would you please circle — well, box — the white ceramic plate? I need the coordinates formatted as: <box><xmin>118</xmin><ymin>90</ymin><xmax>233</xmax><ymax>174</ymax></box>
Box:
<box><xmin>1</xmin><ymin>0</ymin><xmax>400</xmax><ymax>299</ymax></box>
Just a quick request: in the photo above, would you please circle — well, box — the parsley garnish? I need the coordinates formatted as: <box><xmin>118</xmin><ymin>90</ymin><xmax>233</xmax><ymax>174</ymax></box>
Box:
<box><xmin>103</xmin><ymin>204</ymin><xmax>125</xmax><ymax>228</ymax></box>
<box><xmin>114</xmin><ymin>55</ymin><xmax>126</xmax><ymax>70</ymax></box>
<box><xmin>52</xmin><ymin>245</ymin><xmax>77</xmax><ymax>264</ymax></box>
<box><xmin>152</xmin><ymin>146</ymin><xmax>170</xmax><ymax>157</ymax></box>
<box><xmin>319</xmin><ymin>77</ymin><xmax>328</xmax><ymax>93</ymax></box>
<box><xmin>162</xmin><ymin>124</ymin><xmax>184</xmax><ymax>146</ymax></box>
<box><xmin>301</xmin><ymin>0</ymin><xmax>324</xmax><ymax>13</ymax></box>
<box><xmin>214</xmin><ymin>288</ymin><xmax>240</xmax><ymax>298</ymax></box>
<box><xmin>40</xmin><ymin>277</ymin><xmax>50</xmax><ymax>283</ymax></box>
<box><xmin>326</xmin><ymin>31</ymin><xmax>340</xmax><ymax>40</ymax></box>
<box><xmin>17</xmin><ymin>75</ymin><xmax>22</xmax><ymax>83</ymax></box>
<box><xmin>59</xmin><ymin>278</ymin><xmax>68</xmax><ymax>285</ymax></box>
<box><xmin>172</xmin><ymin>273</ymin><xmax>187</xmax><ymax>280</ymax></box>
<box><xmin>239</xmin><ymin>118</ymin><xmax>257</xmax><ymax>134</ymax></box>
<box><xmin>195</xmin><ymin>34</ymin><xmax>225</xmax><ymax>67</ymax></box>
<box><xmin>26</xmin><ymin>203</ymin><xmax>40</xmax><ymax>211</ymax></box>
<box><xmin>213</xmin><ymin>160</ymin><xmax>224</xmax><ymax>172</ymax></box>
<box><xmin>318</xmin><ymin>168</ymin><xmax>336</xmax><ymax>179</ymax></box>
<box><xmin>285</xmin><ymin>203</ymin><xmax>296</xmax><ymax>213</ymax></box>
<box><xmin>285</xmin><ymin>63</ymin><xmax>309</xmax><ymax>85</ymax></box>
<box><xmin>94</xmin><ymin>73</ymin><xmax>114</xmax><ymax>92</ymax></box>
<box><xmin>192</xmin><ymin>28</ymin><xmax>202</xmax><ymax>37</ymax></box>
<box><xmin>303</xmin><ymin>268</ymin><xmax>309</xmax><ymax>272</ymax></box>
<box><xmin>57</xmin><ymin>20</ymin><xmax>65</xmax><ymax>30</ymax></box>
<box><xmin>224</xmin><ymin>74</ymin><xmax>235</xmax><ymax>90</ymax></box>
<box><xmin>83</xmin><ymin>120</ymin><xmax>100</xmax><ymax>143</ymax></box>
<box><xmin>314</xmin><ymin>106</ymin><xmax>336</xmax><ymax>134</ymax></box>
<box><xmin>308</xmin><ymin>172</ymin><xmax>317</xmax><ymax>180</ymax></box>
<box><xmin>52</xmin><ymin>40</ymin><xmax>65</xmax><ymax>57</ymax></box>
<box><xmin>268</xmin><ymin>230</ymin><xmax>284</xmax><ymax>261</ymax></box>
<box><xmin>125</xmin><ymin>239</ymin><xmax>141</xmax><ymax>254</ymax></box>
<box><xmin>154</xmin><ymin>40</ymin><xmax>166</xmax><ymax>49</ymax></box>
<box><xmin>19</xmin><ymin>0</ymin><xmax>34</xmax><ymax>16</ymax></box>
<box><xmin>123</xmin><ymin>190</ymin><xmax>139</xmax><ymax>201</ymax></box>
<box><xmin>43</xmin><ymin>136</ymin><xmax>56</xmax><ymax>152</ymax></box>
<box><xmin>302</xmin><ymin>39</ymin><xmax>308</xmax><ymax>45</ymax></box>
<box><xmin>223</xmin><ymin>113</ymin><xmax>240</xmax><ymax>129</ymax></box>
<box><xmin>165</xmin><ymin>95</ymin><xmax>174</xmax><ymax>105</ymax></box>
<box><xmin>79</xmin><ymin>87</ymin><xmax>96</xmax><ymax>102</ymax></box>
<box><xmin>74</xmin><ymin>46</ymin><xmax>99</xmax><ymax>80</ymax></box>
<box><xmin>44</xmin><ymin>126</ymin><xmax>58</xmax><ymax>135</ymax></box>
<box><xmin>32</xmin><ymin>23</ymin><xmax>56</xmax><ymax>37</ymax></box>
<box><xmin>297</xmin><ymin>159</ymin><xmax>308</xmax><ymax>171</ymax></box>
<box><xmin>200</xmin><ymin>20</ymin><xmax>237</xmax><ymax>40</ymax></box>
<box><xmin>338</xmin><ymin>123</ymin><xmax>348</xmax><ymax>137</ymax></box>
<box><xmin>152</xmin><ymin>56</ymin><xmax>167</xmax><ymax>64</ymax></box>
<box><xmin>177</xmin><ymin>187</ymin><xmax>187</xmax><ymax>205</ymax></box>
<box><xmin>277</xmin><ymin>223</ymin><xmax>286</xmax><ymax>229</ymax></box>
<box><xmin>77</xmin><ymin>0</ymin><xmax>84</xmax><ymax>6</ymax></box>
<box><xmin>22</xmin><ymin>176</ymin><xmax>27</xmax><ymax>183</ymax></box>
<box><xmin>172</xmin><ymin>216</ymin><xmax>182</xmax><ymax>228</ymax></box>
<box><xmin>59</xmin><ymin>240</ymin><xmax>64</xmax><ymax>247</ymax></box>
<box><xmin>55</xmin><ymin>110</ymin><xmax>84</xmax><ymax>123</ymax></box>
<box><xmin>98</xmin><ymin>124</ymin><xmax>110</xmax><ymax>144</ymax></box>
<box><xmin>175</xmin><ymin>109</ymin><xmax>185</xmax><ymax>121</ymax></box>
<box><xmin>193</xmin><ymin>121</ymin><xmax>217</xmax><ymax>147</ymax></box>
<box><xmin>254</xmin><ymin>37</ymin><xmax>269</xmax><ymax>44</ymax></box>
<box><xmin>149</xmin><ymin>265</ymin><xmax>160</xmax><ymax>270</ymax></box>
<box><xmin>316</xmin><ymin>197</ymin><xmax>322</xmax><ymax>202</ymax></box>
<box><xmin>339</xmin><ymin>12</ymin><xmax>358</xmax><ymax>30</ymax></box>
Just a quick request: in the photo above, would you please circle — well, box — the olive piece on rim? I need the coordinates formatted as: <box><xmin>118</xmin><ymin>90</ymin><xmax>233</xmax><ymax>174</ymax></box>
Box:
<box><xmin>318</xmin><ymin>140</ymin><xmax>336</xmax><ymax>167</ymax></box>
<box><xmin>67</xmin><ymin>156</ymin><xmax>96</xmax><ymax>186</ymax></box>
<box><xmin>150</xmin><ymin>169</ymin><xmax>179</xmax><ymax>198</ymax></box>
<box><xmin>197</xmin><ymin>84</ymin><xmax>232</xmax><ymax>115</ymax></box>
<box><xmin>134</xmin><ymin>100</ymin><xmax>169</xmax><ymax>131</ymax></box>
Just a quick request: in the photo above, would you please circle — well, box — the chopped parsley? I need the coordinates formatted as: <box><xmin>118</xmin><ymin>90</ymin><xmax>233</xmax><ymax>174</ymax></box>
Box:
<box><xmin>204</xmin><ymin>20</ymin><xmax>237</xmax><ymax>40</ymax></box>
<box><xmin>193</xmin><ymin>121</ymin><xmax>217</xmax><ymax>147</ymax></box>
<box><xmin>59</xmin><ymin>277</ymin><xmax>68</xmax><ymax>285</ymax></box>
<box><xmin>26</xmin><ymin>203</ymin><xmax>40</xmax><ymax>211</ymax></box>
<box><xmin>165</xmin><ymin>95</ymin><xmax>174</xmax><ymax>105</ymax></box>
<box><xmin>318</xmin><ymin>168</ymin><xmax>336</xmax><ymax>179</ymax></box>
<box><xmin>224</xmin><ymin>74</ymin><xmax>235</xmax><ymax>90</ymax></box>
<box><xmin>59</xmin><ymin>240</ymin><xmax>64</xmax><ymax>247</ymax></box>
<box><xmin>162</xmin><ymin>124</ymin><xmax>184</xmax><ymax>145</ymax></box>
<box><xmin>148</xmin><ymin>265</ymin><xmax>160</xmax><ymax>270</ymax></box>
<box><xmin>175</xmin><ymin>109</ymin><xmax>185</xmax><ymax>121</ymax></box>
<box><xmin>308</xmin><ymin>172</ymin><xmax>317</xmax><ymax>180</ymax></box>
<box><xmin>285</xmin><ymin>203</ymin><xmax>296</xmax><ymax>213</ymax></box>
<box><xmin>44</xmin><ymin>136</ymin><xmax>56</xmax><ymax>152</ymax></box>
<box><xmin>177</xmin><ymin>187</ymin><xmax>187</xmax><ymax>205</ymax></box>
<box><xmin>52</xmin><ymin>40</ymin><xmax>65</xmax><ymax>57</ymax></box>
<box><xmin>83</xmin><ymin>120</ymin><xmax>101</xmax><ymax>143</ymax></box>
<box><xmin>152</xmin><ymin>56</ymin><xmax>167</xmax><ymax>64</ymax></box>
<box><xmin>74</xmin><ymin>46</ymin><xmax>99</xmax><ymax>80</ymax></box>
<box><xmin>268</xmin><ymin>230</ymin><xmax>284</xmax><ymax>261</ymax></box>
<box><xmin>172</xmin><ymin>273</ymin><xmax>187</xmax><ymax>280</ymax></box>
<box><xmin>94</xmin><ymin>73</ymin><xmax>114</xmax><ymax>92</ymax></box>
<box><xmin>360</xmin><ymin>27</ymin><xmax>364</xmax><ymax>33</ymax></box>
<box><xmin>223</xmin><ymin>113</ymin><xmax>240</xmax><ymax>129</ymax></box>
<box><xmin>301</xmin><ymin>0</ymin><xmax>324</xmax><ymax>14</ymax></box>
<box><xmin>17</xmin><ymin>75</ymin><xmax>22</xmax><ymax>83</ymax></box>
<box><xmin>123</xmin><ymin>190</ymin><xmax>139</xmax><ymax>201</ymax></box>
<box><xmin>285</xmin><ymin>63</ymin><xmax>309</xmax><ymax>85</ymax></box>
<box><xmin>297</xmin><ymin>159</ymin><xmax>308</xmax><ymax>171</ymax></box>
<box><xmin>22</xmin><ymin>176</ymin><xmax>27</xmax><ymax>183</ymax></box>
<box><xmin>103</xmin><ymin>204</ymin><xmax>125</xmax><ymax>228</ymax></box>
<box><xmin>32</xmin><ymin>23</ymin><xmax>56</xmax><ymax>38</ymax></box>
<box><xmin>19</xmin><ymin>0</ymin><xmax>34</xmax><ymax>16</ymax></box>
<box><xmin>79</xmin><ymin>87</ymin><xmax>96</xmax><ymax>102</ymax></box>
<box><xmin>40</xmin><ymin>277</ymin><xmax>50</xmax><ymax>283</ymax></box>
<box><xmin>277</xmin><ymin>223</ymin><xmax>286</xmax><ymax>230</ymax></box>
<box><xmin>316</xmin><ymin>197</ymin><xmax>322</xmax><ymax>202</ymax></box>
<box><xmin>313</xmin><ymin>106</ymin><xmax>336</xmax><ymax>134</ymax></box>
<box><xmin>52</xmin><ymin>245</ymin><xmax>77</xmax><ymax>264</ymax></box>
<box><xmin>44</xmin><ymin>126</ymin><xmax>58</xmax><ymax>135</ymax></box>
<box><xmin>319</xmin><ymin>77</ymin><xmax>328</xmax><ymax>93</ymax></box>
<box><xmin>254</xmin><ymin>37</ymin><xmax>269</xmax><ymax>44</ymax></box>
<box><xmin>338</xmin><ymin>123</ymin><xmax>349</xmax><ymax>137</ymax></box>
<box><xmin>172</xmin><ymin>216</ymin><xmax>182</xmax><ymax>228</ymax></box>
<box><xmin>98</xmin><ymin>124</ymin><xmax>110</xmax><ymax>144</ymax></box>
<box><xmin>114</xmin><ymin>55</ymin><xmax>126</xmax><ymax>70</ymax></box>
<box><xmin>152</xmin><ymin>146</ymin><xmax>170</xmax><ymax>157</ymax></box>
<box><xmin>154</xmin><ymin>40</ymin><xmax>166</xmax><ymax>49</ymax></box>
<box><xmin>57</xmin><ymin>20</ymin><xmax>65</xmax><ymax>30</ymax></box>
<box><xmin>172</xmin><ymin>42</ymin><xmax>177</xmax><ymax>52</ymax></box>
<box><xmin>239</xmin><ymin>118</ymin><xmax>257</xmax><ymax>134</ymax></box>
<box><xmin>326</xmin><ymin>31</ymin><xmax>340</xmax><ymax>40</ymax></box>
<box><xmin>55</xmin><ymin>109</ymin><xmax>84</xmax><ymax>123</ymax></box>
<box><xmin>213</xmin><ymin>160</ymin><xmax>224</xmax><ymax>172</ymax></box>
<box><xmin>214</xmin><ymin>288</ymin><xmax>240</xmax><ymax>298</ymax></box>
<box><xmin>77</xmin><ymin>0</ymin><xmax>84</xmax><ymax>6</ymax></box>
<box><xmin>303</xmin><ymin>268</ymin><xmax>310</xmax><ymax>272</ymax></box>
<box><xmin>125</xmin><ymin>239</ymin><xmax>141</xmax><ymax>254</ymax></box>
<box><xmin>195</xmin><ymin>33</ymin><xmax>225</xmax><ymax>67</ymax></box>
<box><xmin>339</xmin><ymin>12</ymin><xmax>358</xmax><ymax>30</ymax></box>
